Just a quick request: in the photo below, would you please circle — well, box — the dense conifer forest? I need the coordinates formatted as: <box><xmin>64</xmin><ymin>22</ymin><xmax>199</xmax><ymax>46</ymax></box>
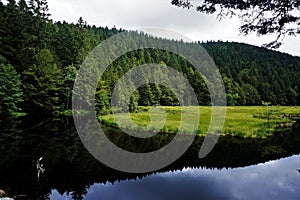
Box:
<box><xmin>1</xmin><ymin>0</ymin><xmax>299</xmax><ymax>116</ymax></box>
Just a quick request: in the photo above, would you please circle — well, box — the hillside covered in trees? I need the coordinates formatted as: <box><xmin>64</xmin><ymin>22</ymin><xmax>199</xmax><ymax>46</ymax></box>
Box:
<box><xmin>0</xmin><ymin>0</ymin><xmax>300</xmax><ymax>116</ymax></box>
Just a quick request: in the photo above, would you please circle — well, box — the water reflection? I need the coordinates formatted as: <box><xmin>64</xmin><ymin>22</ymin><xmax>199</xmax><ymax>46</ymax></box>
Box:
<box><xmin>51</xmin><ymin>155</ymin><xmax>300</xmax><ymax>200</ymax></box>
<box><xmin>0</xmin><ymin>116</ymin><xmax>299</xmax><ymax>199</ymax></box>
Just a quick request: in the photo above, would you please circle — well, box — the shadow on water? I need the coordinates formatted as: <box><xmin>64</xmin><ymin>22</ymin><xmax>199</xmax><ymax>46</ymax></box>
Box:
<box><xmin>0</xmin><ymin>116</ymin><xmax>299</xmax><ymax>199</ymax></box>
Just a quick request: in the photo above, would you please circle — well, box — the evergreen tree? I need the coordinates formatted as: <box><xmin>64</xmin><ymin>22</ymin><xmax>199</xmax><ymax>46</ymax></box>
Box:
<box><xmin>0</xmin><ymin>64</ymin><xmax>23</xmax><ymax>115</ymax></box>
<box><xmin>62</xmin><ymin>65</ymin><xmax>77</xmax><ymax>110</ymax></box>
<box><xmin>138</xmin><ymin>84</ymin><xmax>154</xmax><ymax>106</ymax></box>
<box><xmin>23</xmin><ymin>49</ymin><xmax>63</xmax><ymax>114</ymax></box>
<box><xmin>95</xmin><ymin>80</ymin><xmax>110</xmax><ymax>115</ymax></box>
<box><xmin>241</xmin><ymin>84</ymin><xmax>261</xmax><ymax>106</ymax></box>
<box><xmin>0</xmin><ymin>0</ymin><xmax>299</xmax><ymax>116</ymax></box>
<box><xmin>129</xmin><ymin>91</ymin><xmax>139</xmax><ymax>112</ymax></box>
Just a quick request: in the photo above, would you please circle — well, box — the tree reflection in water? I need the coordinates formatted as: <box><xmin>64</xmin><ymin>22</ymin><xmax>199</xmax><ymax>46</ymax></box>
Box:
<box><xmin>0</xmin><ymin>116</ymin><xmax>299</xmax><ymax>199</ymax></box>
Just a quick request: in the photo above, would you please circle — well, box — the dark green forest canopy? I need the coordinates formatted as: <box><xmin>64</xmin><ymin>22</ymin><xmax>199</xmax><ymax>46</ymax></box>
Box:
<box><xmin>0</xmin><ymin>0</ymin><xmax>299</xmax><ymax>115</ymax></box>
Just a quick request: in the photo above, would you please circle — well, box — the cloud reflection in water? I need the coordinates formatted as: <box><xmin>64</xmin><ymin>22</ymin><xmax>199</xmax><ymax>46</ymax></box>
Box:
<box><xmin>50</xmin><ymin>155</ymin><xmax>300</xmax><ymax>200</ymax></box>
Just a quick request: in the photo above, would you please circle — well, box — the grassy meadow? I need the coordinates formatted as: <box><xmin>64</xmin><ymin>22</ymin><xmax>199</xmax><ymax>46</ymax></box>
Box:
<box><xmin>99</xmin><ymin>106</ymin><xmax>299</xmax><ymax>138</ymax></box>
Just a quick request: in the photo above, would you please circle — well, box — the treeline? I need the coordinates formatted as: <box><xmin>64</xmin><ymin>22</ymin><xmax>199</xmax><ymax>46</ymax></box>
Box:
<box><xmin>0</xmin><ymin>0</ymin><xmax>299</xmax><ymax>116</ymax></box>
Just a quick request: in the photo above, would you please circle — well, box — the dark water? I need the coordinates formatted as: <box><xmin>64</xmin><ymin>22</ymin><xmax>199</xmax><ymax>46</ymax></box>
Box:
<box><xmin>51</xmin><ymin>155</ymin><xmax>300</xmax><ymax>200</ymax></box>
<box><xmin>0</xmin><ymin>116</ymin><xmax>299</xmax><ymax>200</ymax></box>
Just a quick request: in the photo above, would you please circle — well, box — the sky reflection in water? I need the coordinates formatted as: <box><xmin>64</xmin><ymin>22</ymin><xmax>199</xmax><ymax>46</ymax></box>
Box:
<box><xmin>51</xmin><ymin>155</ymin><xmax>300</xmax><ymax>200</ymax></box>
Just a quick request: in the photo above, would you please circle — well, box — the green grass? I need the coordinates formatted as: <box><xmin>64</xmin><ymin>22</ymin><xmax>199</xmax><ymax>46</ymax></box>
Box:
<box><xmin>99</xmin><ymin>106</ymin><xmax>300</xmax><ymax>138</ymax></box>
<box><xmin>10</xmin><ymin>112</ymin><xmax>27</xmax><ymax>117</ymax></box>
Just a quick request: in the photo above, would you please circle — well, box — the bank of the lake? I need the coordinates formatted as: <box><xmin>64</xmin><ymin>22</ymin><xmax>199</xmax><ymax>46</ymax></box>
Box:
<box><xmin>99</xmin><ymin>106</ymin><xmax>300</xmax><ymax>137</ymax></box>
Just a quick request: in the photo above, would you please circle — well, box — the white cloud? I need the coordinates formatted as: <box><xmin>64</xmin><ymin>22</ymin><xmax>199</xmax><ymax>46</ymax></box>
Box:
<box><xmin>47</xmin><ymin>0</ymin><xmax>299</xmax><ymax>56</ymax></box>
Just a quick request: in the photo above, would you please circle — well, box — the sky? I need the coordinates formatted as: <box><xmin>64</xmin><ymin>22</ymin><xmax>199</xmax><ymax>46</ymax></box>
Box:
<box><xmin>2</xmin><ymin>0</ymin><xmax>299</xmax><ymax>56</ymax></box>
<box><xmin>44</xmin><ymin>0</ymin><xmax>300</xmax><ymax>57</ymax></box>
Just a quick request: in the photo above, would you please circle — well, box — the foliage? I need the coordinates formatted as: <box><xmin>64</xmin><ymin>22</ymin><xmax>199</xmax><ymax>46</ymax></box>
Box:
<box><xmin>171</xmin><ymin>0</ymin><xmax>299</xmax><ymax>48</ymax></box>
<box><xmin>202</xmin><ymin>41</ymin><xmax>300</xmax><ymax>106</ymax></box>
<box><xmin>22</xmin><ymin>49</ymin><xmax>64</xmax><ymax>114</ymax></box>
<box><xmin>0</xmin><ymin>0</ymin><xmax>299</xmax><ymax>116</ymax></box>
<box><xmin>0</xmin><ymin>64</ymin><xmax>23</xmax><ymax>115</ymax></box>
<box><xmin>95</xmin><ymin>80</ymin><xmax>110</xmax><ymax>115</ymax></box>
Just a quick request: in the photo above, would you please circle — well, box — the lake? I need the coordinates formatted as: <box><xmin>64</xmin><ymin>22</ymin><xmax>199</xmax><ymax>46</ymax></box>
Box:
<box><xmin>0</xmin><ymin>116</ymin><xmax>299</xmax><ymax>199</ymax></box>
<box><xmin>51</xmin><ymin>155</ymin><xmax>300</xmax><ymax>200</ymax></box>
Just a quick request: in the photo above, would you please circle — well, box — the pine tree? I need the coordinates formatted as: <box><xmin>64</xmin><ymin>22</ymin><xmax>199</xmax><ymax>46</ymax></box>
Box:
<box><xmin>28</xmin><ymin>0</ymin><xmax>50</xmax><ymax>20</ymax></box>
<box><xmin>95</xmin><ymin>80</ymin><xmax>110</xmax><ymax>115</ymax></box>
<box><xmin>23</xmin><ymin>49</ymin><xmax>63</xmax><ymax>114</ymax></box>
<box><xmin>0</xmin><ymin>64</ymin><xmax>23</xmax><ymax>115</ymax></box>
<box><xmin>62</xmin><ymin>65</ymin><xmax>77</xmax><ymax>110</ymax></box>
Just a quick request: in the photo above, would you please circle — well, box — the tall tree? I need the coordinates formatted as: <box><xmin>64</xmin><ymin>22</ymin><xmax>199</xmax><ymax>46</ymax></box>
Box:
<box><xmin>95</xmin><ymin>79</ymin><xmax>110</xmax><ymax>115</ymax></box>
<box><xmin>28</xmin><ymin>0</ymin><xmax>50</xmax><ymax>19</ymax></box>
<box><xmin>0</xmin><ymin>64</ymin><xmax>23</xmax><ymax>115</ymax></box>
<box><xmin>0</xmin><ymin>0</ymin><xmax>52</xmax><ymax>70</ymax></box>
<box><xmin>23</xmin><ymin>49</ymin><xmax>63</xmax><ymax>114</ymax></box>
<box><xmin>62</xmin><ymin>64</ymin><xmax>77</xmax><ymax>110</ymax></box>
<box><xmin>241</xmin><ymin>83</ymin><xmax>261</xmax><ymax>106</ymax></box>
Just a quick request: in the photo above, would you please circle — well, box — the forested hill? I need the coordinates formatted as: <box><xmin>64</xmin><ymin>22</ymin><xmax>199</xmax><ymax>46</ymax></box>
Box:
<box><xmin>201</xmin><ymin>42</ymin><xmax>300</xmax><ymax>106</ymax></box>
<box><xmin>0</xmin><ymin>0</ymin><xmax>299</xmax><ymax>116</ymax></box>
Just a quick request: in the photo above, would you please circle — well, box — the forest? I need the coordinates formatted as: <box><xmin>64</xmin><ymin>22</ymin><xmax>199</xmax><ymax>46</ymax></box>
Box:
<box><xmin>1</xmin><ymin>0</ymin><xmax>300</xmax><ymax>116</ymax></box>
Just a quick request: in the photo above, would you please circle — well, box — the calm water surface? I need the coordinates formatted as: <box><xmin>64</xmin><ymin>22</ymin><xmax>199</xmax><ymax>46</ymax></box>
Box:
<box><xmin>51</xmin><ymin>155</ymin><xmax>300</xmax><ymax>200</ymax></box>
<box><xmin>1</xmin><ymin>116</ymin><xmax>299</xmax><ymax>200</ymax></box>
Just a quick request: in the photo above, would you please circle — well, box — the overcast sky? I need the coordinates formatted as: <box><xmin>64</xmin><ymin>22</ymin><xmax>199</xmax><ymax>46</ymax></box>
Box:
<box><xmin>4</xmin><ymin>0</ymin><xmax>299</xmax><ymax>56</ymax></box>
